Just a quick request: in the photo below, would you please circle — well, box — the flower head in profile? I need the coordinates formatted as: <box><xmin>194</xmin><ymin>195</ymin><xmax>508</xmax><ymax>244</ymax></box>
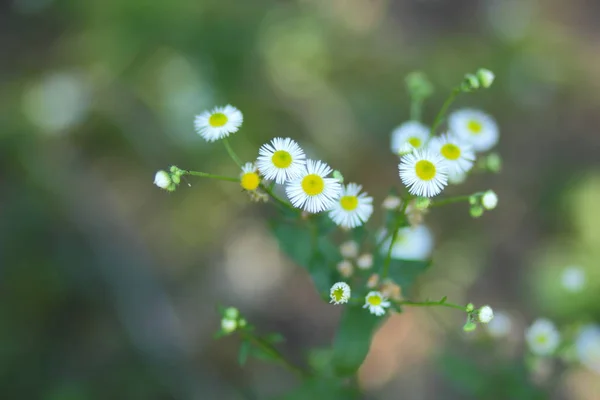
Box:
<box><xmin>239</xmin><ymin>162</ymin><xmax>261</xmax><ymax>191</ymax></box>
<box><xmin>285</xmin><ymin>159</ymin><xmax>342</xmax><ymax>213</ymax></box>
<box><xmin>330</xmin><ymin>282</ymin><xmax>351</xmax><ymax>305</ymax></box>
<box><xmin>448</xmin><ymin>109</ymin><xmax>498</xmax><ymax>152</ymax></box>
<box><xmin>256</xmin><ymin>137</ymin><xmax>306</xmax><ymax>184</ymax></box>
<box><xmin>399</xmin><ymin>149</ymin><xmax>448</xmax><ymax>197</ymax></box>
<box><xmin>194</xmin><ymin>105</ymin><xmax>243</xmax><ymax>142</ymax></box>
<box><xmin>478</xmin><ymin>305</ymin><xmax>494</xmax><ymax>324</ymax></box>
<box><xmin>525</xmin><ymin>318</ymin><xmax>561</xmax><ymax>356</ymax></box>
<box><xmin>390</xmin><ymin>121</ymin><xmax>430</xmax><ymax>155</ymax></box>
<box><xmin>575</xmin><ymin>324</ymin><xmax>600</xmax><ymax>374</ymax></box>
<box><xmin>379</xmin><ymin>225</ymin><xmax>434</xmax><ymax>261</ymax></box>
<box><xmin>481</xmin><ymin>190</ymin><xmax>498</xmax><ymax>210</ymax></box>
<box><xmin>329</xmin><ymin>183</ymin><xmax>374</xmax><ymax>229</ymax></box>
<box><xmin>154</xmin><ymin>170</ymin><xmax>172</xmax><ymax>190</ymax></box>
<box><xmin>363</xmin><ymin>291</ymin><xmax>391</xmax><ymax>316</ymax></box>
<box><xmin>428</xmin><ymin>133</ymin><xmax>475</xmax><ymax>175</ymax></box>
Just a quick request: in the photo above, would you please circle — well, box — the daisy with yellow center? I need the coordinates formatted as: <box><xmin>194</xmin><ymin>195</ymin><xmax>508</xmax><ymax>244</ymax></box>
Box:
<box><xmin>256</xmin><ymin>137</ymin><xmax>306</xmax><ymax>184</ymax></box>
<box><xmin>390</xmin><ymin>121</ymin><xmax>430</xmax><ymax>155</ymax></box>
<box><xmin>363</xmin><ymin>291</ymin><xmax>391</xmax><ymax>316</ymax></box>
<box><xmin>399</xmin><ymin>149</ymin><xmax>448</xmax><ymax>197</ymax></box>
<box><xmin>525</xmin><ymin>318</ymin><xmax>560</xmax><ymax>356</ymax></box>
<box><xmin>285</xmin><ymin>159</ymin><xmax>342</xmax><ymax>213</ymax></box>
<box><xmin>330</xmin><ymin>282</ymin><xmax>351</xmax><ymax>305</ymax></box>
<box><xmin>329</xmin><ymin>183</ymin><xmax>374</xmax><ymax>229</ymax></box>
<box><xmin>448</xmin><ymin>109</ymin><xmax>499</xmax><ymax>152</ymax></box>
<box><xmin>194</xmin><ymin>105</ymin><xmax>243</xmax><ymax>142</ymax></box>
<box><xmin>429</xmin><ymin>134</ymin><xmax>475</xmax><ymax>174</ymax></box>
<box><xmin>239</xmin><ymin>162</ymin><xmax>260</xmax><ymax>191</ymax></box>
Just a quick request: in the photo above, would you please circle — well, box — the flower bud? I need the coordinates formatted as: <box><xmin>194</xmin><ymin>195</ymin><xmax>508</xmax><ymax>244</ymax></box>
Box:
<box><xmin>476</xmin><ymin>68</ymin><xmax>495</xmax><ymax>88</ymax></box>
<box><xmin>221</xmin><ymin>318</ymin><xmax>237</xmax><ymax>334</ymax></box>
<box><xmin>382</xmin><ymin>195</ymin><xmax>402</xmax><ymax>210</ymax></box>
<box><xmin>224</xmin><ymin>307</ymin><xmax>239</xmax><ymax>320</ymax></box>
<box><xmin>356</xmin><ymin>253</ymin><xmax>373</xmax><ymax>270</ymax></box>
<box><xmin>154</xmin><ymin>170</ymin><xmax>172</xmax><ymax>190</ymax></box>
<box><xmin>405</xmin><ymin>71</ymin><xmax>434</xmax><ymax>100</ymax></box>
<box><xmin>463</xmin><ymin>322</ymin><xmax>477</xmax><ymax>332</ymax></box>
<box><xmin>333</xmin><ymin>170</ymin><xmax>344</xmax><ymax>183</ymax></box>
<box><xmin>461</xmin><ymin>74</ymin><xmax>480</xmax><ymax>92</ymax></box>
<box><xmin>478</xmin><ymin>305</ymin><xmax>494</xmax><ymax>323</ymax></box>
<box><xmin>336</xmin><ymin>260</ymin><xmax>354</xmax><ymax>278</ymax></box>
<box><xmin>486</xmin><ymin>153</ymin><xmax>502</xmax><ymax>173</ymax></box>
<box><xmin>466</xmin><ymin>303</ymin><xmax>475</xmax><ymax>313</ymax></box>
<box><xmin>481</xmin><ymin>190</ymin><xmax>498</xmax><ymax>210</ymax></box>
<box><xmin>415</xmin><ymin>197</ymin><xmax>431</xmax><ymax>210</ymax></box>
<box><xmin>470</xmin><ymin>205</ymin><xmax>484</xmax><ymax>218</ymax></box>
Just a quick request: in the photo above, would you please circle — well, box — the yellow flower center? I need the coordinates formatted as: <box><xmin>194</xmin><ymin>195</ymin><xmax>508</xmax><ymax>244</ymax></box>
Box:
<box><xmin>408</xmin><ymin>137</ymin><xmax>421</xmax><ymax>148</ymax></box>
<box><xmin>332</xmin><ymin>288</ymin><xmax>344</xmax><ymax>302</ymax></box>
<box><xmin>209</xmin><ymin>112</ymin><xmax>228</xmax><ymax>127</ymax></box>
<box><xmin>441</xmin><ymin>143</ymin><xmax>461</xmax><ymax>160</ymax></box>
<box><xmin>535</xmin><ymin>335</ymin><xmax>548</xmax><ymax>345</ymax></box>
<box><xmin>271</xmin><ymin>150</ymin><xmax>292</xmax><ymax>168</ymax></box>
<box><xmin>240</xmin><ymin>172</ymin><xmax>260</xmax><ymax>191</ymax></box>
<box><xmin>302</xmin><ymin>174</ymin><xmax>325</xmax><ymax>196</ymax></box>
<box><xmin>340</xmin><ymin>195</ymin><xmax>358</xmax><ymax>211</ymax></box>
<box><xmin>467</xmin><ymin>119</ymin><xmax>483</xmax><ymax>134</ymax></box>
<box><xmin>415</xmin><ymin>160</ymin><xmax>436</xmax><ymax>181</ymax></box>
<box><xmin>368</xmin><ymin>295</ymin><xmax>382</xmax><ymax>306</ymax></box>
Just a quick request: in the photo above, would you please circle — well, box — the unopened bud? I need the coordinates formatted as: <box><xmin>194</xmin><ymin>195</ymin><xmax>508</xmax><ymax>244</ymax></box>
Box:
<box><xmin>476</xmin><ymin>68</ymin><xmax>495</xmax><ymax>88</ymax></box>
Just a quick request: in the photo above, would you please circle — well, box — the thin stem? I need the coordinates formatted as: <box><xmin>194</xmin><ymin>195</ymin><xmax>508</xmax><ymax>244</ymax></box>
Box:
<box><xmin>241</xmin><ymin>332</ymin><xmax>308</xmax><ymax>378</ymax></box>
<box><xmin>431</xmin><ymin>192</ymin><xmax>483</xmax><ymax>207</ymax></box>
<box><xmin>223</xmin><ymin>137</ymin><xmax>243</xmax><ymax>168</ymax></box>
<box><xmin>381</xmin><ymin>222</ymin><xmax>401</xmax><ymax>280</ymax></box>
<box><xmin>185</xmin><ymin>170</ymin><xmax>240</xmax><ymax>183</ymax></box>
<box><xmin>430</xmin><ymin>87</ymin><xmax>461</xmax><ymax>136</ymax></box>
<box><xmin>396</xmin><ymin>299</ymin><xmax>467</xmax><ymax>311</ymax></box>
<box><xmin>260</xmin><ymin>184</ymin><xmax>296</xmax><ymax>211</ymax></box>
<box><xmin>410</xmin><ymin>98</ymin><xmax>423</xmax><ymax>121</ymax></box>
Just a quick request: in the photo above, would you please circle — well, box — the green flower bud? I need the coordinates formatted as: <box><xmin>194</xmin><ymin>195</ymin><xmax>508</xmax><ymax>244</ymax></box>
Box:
<box><xmin>224</xmin><ymin>307</ymin><xmax>239</xmax><ymax>320</ymax></box>
<box><xmin>405</xmin><ymin>71</ymin><xmax>434</xmax><ymax>99</ymax></box>
<box><xmin>461</xmin><ymin>74</ymin><xmax>480</xmax><ymax>92</ymax></box>
<box><xmin>221</xmin><ymin>318</ymin><xmax>237</xmax><ymax>334</ymax></box>
<box><xmin>476</xmin><ymin>68</ymin><xmax>495</xmax><ymax>88</ymax></box>
<box><xmin>466</xmin><ymin>303</ymin><xmax>475</xmax><ymax>313</ymax></box>
<box><xmin>415</xmin><ymin>197</ymin><xmax>431</xmax><ymax>210</ymax></box>
<box><xmin>470</xmin><ymin>205</ymin><xmax>484</xmax><ymax>218</ymax></box>
<box><xmin>171</xmin><ymin>174</ymin><xmax>181</xmax><ymax>185</ymax></box>
<box><xmin>333</xmin><ymin>170</ymin><xmax>344</xmax><ymax>183</ymax></box>
<box><xmin>486</xmin><ymin>153</ymin><xmax>502</xmax><ymax>173</ymax></box>
<box><xmin>463</xmin><ymin>322</ymin><xmax>477</xmax><ymax>332</ymax></box>
<box><xmin>238</xmin><ymin>318</ymin><xmax>247</xmax><ymax>328</ymax></box>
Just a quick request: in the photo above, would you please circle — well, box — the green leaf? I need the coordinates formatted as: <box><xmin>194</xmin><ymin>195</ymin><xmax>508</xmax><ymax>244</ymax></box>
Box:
<box><xmin>270</xmin><ymin>220</ymin><xmax>312</xmax><ymax>266</ymax></box>
<box><xmin>386</xmin><ymin>259</ymin><xmax>431</xmax><ymax>293</ymax></box>
<box><xmin>238</xmin><ymin>340</ymin><xmax>250</xmax><ymax>366</ymax></box>
<box><xmin>264</xmin><ymin>332</ymin><xmax>285</xmax><ymax>343</ymax></box>
<box><xmin>331</xmin><ymin>306</ymin><xmax>382</xmax><ymax>377</ymax></box>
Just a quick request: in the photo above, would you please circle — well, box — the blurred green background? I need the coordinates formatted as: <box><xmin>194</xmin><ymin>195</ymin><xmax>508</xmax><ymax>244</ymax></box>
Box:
<box><xmin>2</xmin><ymin>0</ymin><xmax>600</xmax><ymax>399</ymax></box>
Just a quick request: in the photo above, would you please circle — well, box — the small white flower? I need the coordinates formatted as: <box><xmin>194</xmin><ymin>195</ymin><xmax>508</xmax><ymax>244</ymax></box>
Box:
<box><xmin>336</xmin><ymin>260</ymin><xmax>354</xmax><ymax>278</ymax></box>
<box><xmin>329</xmin><ymin>183</ymin><xmax>374</xmax><ymax>229</ymax></box>
<box><xmin>399</xmin><ymin>149</ymin><xmax>448</xmax><ymax>197</ymax></box>
<box><xmin>478</xmin><ymin>305</ymin><xmax>494</xmax><ymax>323</ymax></box>
<box><xmin>390</xmin><ymin>121</ymin><xmax>430</xmax><ymax>155</ymax></box>
<box><xmin>428</xmin><ymin>134</ymin><xmax>475</xmax><ymax>175</ymax></box>
<box><xmin>525</xmin><ymin>318</ymin><xmax>561</xmax><ymax>356</ymax></box>
<box><xmin>256</xmin><ymin>137</ymin><xmax>307</xmax><ymax>184</ymax></box>
<box><xmin>221</xmin><ymin>318</ymin><xmax>237</xmax><ymax>334</ymax></box>
<box><xmin>379</xmin><ymin>225</ymin><xmax>434</xmax><ymax>261</ymax></box>
<box><xmin>330</xmin><ymin>282</ymin><xmax>351</xmax><ymax>305</ymax></box>
<box><xmin>485</xmin><ymin>311</ymin><xmax>512</xmax><ymax>338</ymax></box>
<box><xmin>194</xmin><ymin>105</ymin><xmax>243</xmax><ymax>142</ymax></box>
<box><xmin>339</xmin><ymin>240</ymin><xmax>359</xmax><ymax>259</ymax></box>
<box><xmin>356</xmin><ymin>253</ymin><xmax>373</xmax><ymax>270</ymax></box>
<box><xmin>448</xmin><ymin>109</ymin><xmax>499</xmax><ymax>152</ymax></box>
<box><xmin>561</xmin><ymin>266</ymin><xmax>585</xmax><ymax>292</ymax></box>
<box><xmin>481</xmin><ymin>190</ymin><xmax>498</xmax><ymax>210</ymax></box>
<box><xmin>575</xmin><ymin>325</ymin><xmax>600</xmax><ymax>374</ymax></box>
<box><xmin>382</xmin><ymin>195</ymin><xmax>402</xmax><ymax>210</ymax></box>
<box><xmin>240</xmin><ymin>162</ymin><xmax>260</xmax><ymax>191</ymax></box>
<box><xmin>286</xmin><ymin>159</ymin><xmax>342</xmax><ymax>213</ymax></box>
<box><xmin>154</xmin><ymin>170</ymin><xmax>171</xmax><ymax>189</ymax></box>
<box><xmin>363</xmin><ymin>291</ymin><xmax>391</xmax><ymax>316</ymax></box>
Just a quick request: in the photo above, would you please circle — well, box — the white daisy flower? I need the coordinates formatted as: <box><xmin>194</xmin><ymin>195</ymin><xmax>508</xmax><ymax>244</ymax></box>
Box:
<box><xmin>239</xmin><ymin>162</ymin><xmax>260</xmax><ymax>191</ymax></box>
<box><xmin>561</xmin><ymin>266</ymin><xmax>585</xmax><ymax>292</ymax></box>
<box><xmin>390</xmin><ymin>121</ymin><xmax>430</xmax><ymax>155</ymax></box>
<box><xmin>356</xmin><ymin>253</ymin><xmax>373</xmax><ymax>270</ymax></box>
<box><xmin>378</xmin><ymin>225</ymin><xmax>434</xmax><ymax>261</ymax></box>
<box><xmin>339</xmin><ymin>240</ymin><xmax>359</xmax><ymax>259</ymax></box>
<box><xmin>256</xmin><ymin>137</ymin><xmax>306</xmax><ymax>184</ymax></box>
<box><xmin>478</xmin><ymin>305</ymin><xmax>494</xmax><ymax>324</ymax></box>
<box><xmin>330</xmin><ymin>282</ymin><xmax>351</xmax><ymax>304</ymax></box>
<box><xmin>363</xmin><ymin>291</ymin><xmax>391</xmax><ymax>316</ymax></box>
<box><xmin>399</xmin><ymin>149</ymin><xmax>448</xmax><ymax>197</ymax></box>
<box><xmin>154</xmin><ymin>170</ymin><xmax>171</xmax><ymax>189</ymax></box>
<box><xmin>575</xmin><ymin>325</ymin><xmax>600</xmax><ymax>374</ymax></box>
<box><xmin>525</xmin><ymin>318</ymin><xmax>561</xmax><ymax>356</ymax></box>
<box><xmin>428</xmin><ymin>133</ymin><xmax>475</xmax><ymax>174</ymax></box>
<box><xmin>485</xmin><ymin>311</ymin><xmax>512</xmax><ymax>338</ymax></box>
<box><xmin>285</xmin><ymin>159</ymin><xmax>342</xmax><ymax>213</ymax></box>
<box><xmin>194</xmin><ymin>105</ymin><xmax>243</xmax><ymax>142</ymax></box>
<box><xmin>481</xmin><ymin>190</ymin><xmax>498</xmax><ymax>210</ymax></box>
<box><xmin>329</xmin><ymin>183</ymin><xmax>374</xmax><ymax>229</ymax></box>
<box><xmin>448</xmin><ymin>109</ymin><xmax>499</xmax><ymax>152</ymax></box>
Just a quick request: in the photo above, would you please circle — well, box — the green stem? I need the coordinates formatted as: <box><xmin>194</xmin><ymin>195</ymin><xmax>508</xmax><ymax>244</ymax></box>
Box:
<box><xmin>378</xmin><ymin>197</ymin><xmax>411</xmax><ymax>279</ymax></box>
<box><xmin>396</xmin><ymin>299</ymin><xmax>466</xmax><ymax>311</ymax></box>
<box><xmin>241</xmin><ymin>332</ymin><xmax>308</xmax><ymax>378</ymax></box>
<box><xmin>185</xmin><ymin>170</ymin><xmax>240</xmax><ymax>183</ymax></box>
<box><xmin>430</xmin><ymin>87</ymin><xmax>461</xmax><ymax>136</ymax></box>
<box><xmin>431</xmin><ymin>192</ymin><xmax>483</xmax><ymax>207</ymax></box>
<box><xmin>260</xmin><ymin>184</ymin><xmax>296</xmax><ymax>211</ymax></box>
<box><xmin>410</xmin><ymin>98</ymin><xmax>423</xmax><ymax>121</ymax></box>
<box><xmin>223</xmin><ymin>137</ymin><xmax>243</xmax><ymax>167</ymax></box>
